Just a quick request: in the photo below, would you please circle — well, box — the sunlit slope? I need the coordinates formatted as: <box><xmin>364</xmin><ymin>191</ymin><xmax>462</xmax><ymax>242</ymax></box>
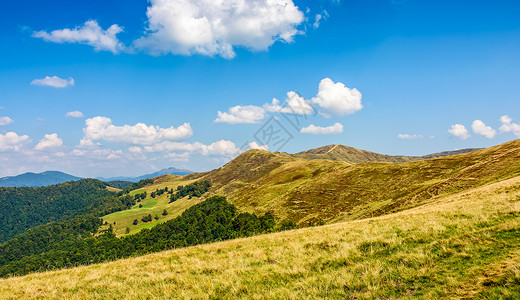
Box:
<box><xmin>200</xmin><ymin>139</ymin><xmax>520</xmax><ymax>225</ymax></box>
<box><xmin>292</xmin><ymin>144</ymin><xmax>481</xmax><ymax>163</ymax></box>
<box><xmin>3</xmin><ymin>173</ymin><xmax>520</xmax><ymax>299</ymax></box>
<box><xmin>292</xmin><ymin>144</ymin><xmax>420</xmax><ymax>163</ymax></box>
<box><xmin>100</xmin><ymin>175</ymin><xmax>201</xmax><ymax>236</ymax></box>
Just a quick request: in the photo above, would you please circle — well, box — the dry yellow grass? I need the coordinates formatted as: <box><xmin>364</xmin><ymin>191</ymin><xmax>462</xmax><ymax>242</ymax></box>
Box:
<box><xmin>2</xmin><ymin>173</ymin><xmax>520</xmax><ymax>299</ymax></box>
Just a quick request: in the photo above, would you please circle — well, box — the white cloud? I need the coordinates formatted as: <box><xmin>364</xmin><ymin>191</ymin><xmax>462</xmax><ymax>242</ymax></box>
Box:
<box><xmin>499</xmin><ymin>115</ymin><xmax>520</xmax><ymax>137</ymax></box>
<box><xmin>300</xmin><ymin>122</ymin><xmax>343</xmax><ymax>134</ymax></box>
<box><xmin>0</xmin><ymin>132</ymin><xmax>30</xmax><ymax>152</ymax></box>
<box><xmin>0</xmin><ymin>116</ymin><xmax>13</xmax><ymax>126</ymax></box>
<box><xmin>215</xmin><ymin>105</ymin><xmax>265</xmax><ymax>124</ymax></box>
<box><xmin>31</xmin><ymin>76</ymin><xmax>75</xmax><ymax>88</ymax></box>
<box><xmin>398</xmin><ymin>134</ymin><xmax>424</xmax><ymax>140</ymax></box>
<box><xmin>128</xmin><ymin>146</ymin><xmax>143</xmax><ymax>154</ymax></box>
<box><xmin>65</xmin><ymin>111</ymin><xmax>84</xmax><ymax>118</ymax></box>
<box><xmin>134</xmin><ymin>0</ymin><xmax>304</xmax><ymax>58</ymax></box>
<box><xmin>144</xmin><ymin>139</ymin><xmax>240</xmax><ymax>158</ymax></box>
<box><xmin>82</xmin><ymin>116</ymin><xmax>193</xmax><ymax>145</ymax></box>
<box><xmin>263</xmin><ymin>91</ymin><xmax>313</xmax><ymax>115</ymax></box>
<box><xmin>448</xmin><ymin>124</ymin><xmax>470</xmax><ymax>140</ymax></box>
<box><xmin>313</xmin><ymin>10</ymin><xmax>329</xmax><ymax>29</ymax></box>
<box><xmin>33</xmin><ymin>20</ymin><xmax>124</xmax><ymax>53</ymax></box>
<box><xmin>311</xmin><ymin>78</ymin><xmax>362</xmax><ymax>117</ymax></box>
<box><xmin>35</xmin><ymin>133</ymin><xmax>63</xmax><ymax>150</ymax></box>
<box><xmin>245</xmin><ymin>141</ymin><xmax>269</xmax><ymax>151</ymax></box>
<box><xmin>472</xmin><ymin>120</ymin><xmax>496</xmax><ymax>139</ymax></box>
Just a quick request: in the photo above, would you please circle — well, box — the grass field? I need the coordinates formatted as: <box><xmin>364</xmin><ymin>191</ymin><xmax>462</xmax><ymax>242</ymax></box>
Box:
<box><xmin>2</xmin><ymin>172</ymin><xmax>520</xmax><ymax>299</ymax></box>
<box><xmin>100</xmin><ymin>175</ymin><xmax>202</xmax><ymax>236</ymax></box>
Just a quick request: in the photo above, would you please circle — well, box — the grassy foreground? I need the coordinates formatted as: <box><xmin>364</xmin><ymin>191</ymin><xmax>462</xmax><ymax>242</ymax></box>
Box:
<box><xmin>2</xmin><ymin>175</ymin><xmax>520</xmax><ymax>299</ymax></box>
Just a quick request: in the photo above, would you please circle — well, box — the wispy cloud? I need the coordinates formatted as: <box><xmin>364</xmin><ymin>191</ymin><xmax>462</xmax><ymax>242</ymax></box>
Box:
<box><xmin>300</xmin><ymin>123</ymin><xmax>343</xmax><ymax>134</ymax></box>
<box><xmin>33</xmin><ymin>20</ymin><xmax>124</xmax><ymax>53</ymax></box>
<box><xmin>65</xmin><ymin>111</ymin><xmax>84</xmax><ymax>118</ymax></box>
<box><xmin>0</xmin><ymin>116</ymin><xmax>13</xmax><ymax>126</ymax></box>
<box><xmin>31</xmin><ymin>76</ymin><xmax>74</xmax><ymax>88</ymax></box>
<box><xmin>397</xmin><ymin>133</ymin><xmax>424</xmax><ymax>140</ymax></box>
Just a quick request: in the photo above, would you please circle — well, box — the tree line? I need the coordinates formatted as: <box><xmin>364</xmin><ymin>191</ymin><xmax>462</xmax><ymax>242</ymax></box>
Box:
<box><xmin>0</xmin><ymin>196</ymin><xmax>279</xmax><ymax>278</ymax></box>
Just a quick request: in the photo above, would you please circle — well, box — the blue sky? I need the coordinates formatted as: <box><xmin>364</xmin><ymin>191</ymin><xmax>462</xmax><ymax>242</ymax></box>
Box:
<box><xmin>1</xmin><ymin>0</ymin><xmax>520</xmax><ymax>178</ymax></box>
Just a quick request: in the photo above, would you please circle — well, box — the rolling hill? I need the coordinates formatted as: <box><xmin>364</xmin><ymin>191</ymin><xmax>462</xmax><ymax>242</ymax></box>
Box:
<box><xmin>192</xmin><ymin>139</ymin><xmax>520</xmax><ymax>225</ymax></box>
<box><xmin>98</xmin><ymin>139</ymin><xmax>520</xmax><ymax>238</ymax></box>
<box><xmin>291</xmin><ymin>144</ymin><xmax>481</xmax><ymax>163</ymax></box>
<box><xmin>3</xmin><ymin>163</ymin><xmax>520</xmax><ymax>298</ymax></box>
<box><xmin>0</xmin><ymin>171</ymin><xmax>82</xmax><ymax>187</ymax></box>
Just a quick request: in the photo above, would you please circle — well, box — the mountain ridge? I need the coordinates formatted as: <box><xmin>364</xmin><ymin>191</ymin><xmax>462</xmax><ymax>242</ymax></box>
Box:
<box><xmin>96</xmin><ymin>167</ymin><xmax>193</xmax><ymax>182</ymax></box>
<box><xmin>0</xmin><ymin>171</ymin><xmax>82</xmax><ymax>187</ymax></box>
<box><xmin>291</xmin><ymin>144</ymin><xmax>482</xmax><ymax>163</ymax></box>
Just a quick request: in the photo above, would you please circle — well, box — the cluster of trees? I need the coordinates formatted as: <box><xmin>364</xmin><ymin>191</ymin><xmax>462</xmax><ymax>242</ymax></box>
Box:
<box><xmin>0</xmin><ymin>196</ymin><xmax>278</xmax><ymax>278</ymax></box>
<box><xmin>170</xmin><ymin>180</ymin><xmax>211</xmax><ymax>202</ymax></box>
<box><xmin>107</xmin><ymin>180</ymin><xmax>134</xmax><ymax>190</ymax></box>
<box><xmin>0</xmin><ymin>179</ymin><xmax>116</xmax><ymax>243</ymax></box>
<box><xmin>133</xmin><ymin>192</ymin><xmax>147</xmax><ymax>201</ymax></box>
<box><xmin>150</xmin><ymin>187</ymin><xmax>168</xmax><ymax>198</ymax></box>
<box><xmin>120</xmin><ymin>179</ymin><xmax>154</xmax><ymax>195</ymax></box>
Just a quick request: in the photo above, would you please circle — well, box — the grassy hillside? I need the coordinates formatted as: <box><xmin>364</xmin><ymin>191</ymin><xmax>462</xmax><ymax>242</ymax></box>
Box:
<box><xmin>101</xmin><ymin>140</ymin><xmax>520</xmax><ymax>234</ymax></box>
<box><xmin>195</xmin><ymin>139</ymin><xmax>520</xmax><ymax>225</ymax></box>
<box><xmin>292</xmin><ymin>144</ymin><xmax>420</xmax><ymax>163</ymax></box>
<box><xmin>100</xmin><ymin>175</ymin><xmax>201</xmax><ymax>236</ymax></box>
<box><xmin>96</xmin><ymin>139</ymin><xmax>520</xmax><ymax>240</ymax></box>
<box><xmin>2</xmin><ymin>171</ymin><xmax>520</xmax><ymax>298</ymax></box>
<box><xmin>292</xmin><ymin>144</ymin><xmax>481</xmax><ymax>163</ymax></box>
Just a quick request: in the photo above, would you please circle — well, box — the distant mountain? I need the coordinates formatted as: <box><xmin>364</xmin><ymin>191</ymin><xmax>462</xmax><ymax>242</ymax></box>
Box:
<box><xmin>291</xmin><ymin>144</ymin><xmax>482</xmax><ymax>163</ymax></box>
<box><xmin>98</xmin><ymin>167</ymin><xmax>193</xmax><ymax>182</ymax></box>
<box><xmin>0</xmin><ymin>171</ymin><xmax>82</xmax><ymax>187</ymax></box>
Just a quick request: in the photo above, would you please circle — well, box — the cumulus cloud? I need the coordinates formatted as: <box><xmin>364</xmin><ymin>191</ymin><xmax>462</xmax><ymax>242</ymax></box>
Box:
<box><xmin>398</xmin><ymin>134</ymin><xmax>424</xmax><ymax>140</ymax></box>
<box><xmin>245</xmin><ymin>141</ymin><xmax>269</xmax><ymax>151</ymax></box>
<box><xmin>134</xmin><ymin>0</ymin><xmax>304</xmax><ymax>58</ymax></box>
<box><xmin>35</xmin><ymin>133</ymin><xmax>63</xmax><ymax>150</ymax></box>
<box><xmin>263</xmin><ymin>91</ymin><xmax>313</xmax><ymax>115</ymax></box>
<box><xmin>448</xmin><ymin>124</ymin><xmax>470</xmax><ymax>140</ymax></box>
<box><xmin>65</xmin><ymin>111</ymin><xmax>84</xmax><ymax>118</ymax></box>
<box><xmin>82</xmin><ymin>116</ymin><xmax>193</xmax><ymax>145</ymax></box>
<box><xmin>0</xmin><ymin>116</ymin><xmax>13</xmax><ymax>126</ymax></box>
<box><xmin>144</xmin><ymin>139</ymin><xmax>240</xmax><ymax>157</ymax></box>
<box><xmin>215</xmin><ymin>105</ymin><xmax>265</xmax><ymax>124</ymax></box>
<box><xmin>471</xmin><ymin>120</ymin><xmax>496</xmax><ymax>139</ymax></box>
<box><xmin>300</xmin><ymin>122</ymin><xmax>343</xmax><ymax>134</ymax></box>
<box><xmin>33</xmin><ymin>20</ymin><xmax>124</xmax><ymax>53</ymax></box>
<box><xmin>499</xmin><ymin>115</ymin><xmax>520</xmax><ymax>137</ymax></box>
<box><xmin>31</xmin><ymin>76</ymin><xmax>75</xmax><ymax>88</ymax></box>
<box><xmin>0</xmin><ymin>132</ymin><xmax>30</xmax><ymax>152</ymax></box>
<box><xmin>311</xmin><ymin>78</ymin><xmax>362</xmax><ymax>117</ymax></box>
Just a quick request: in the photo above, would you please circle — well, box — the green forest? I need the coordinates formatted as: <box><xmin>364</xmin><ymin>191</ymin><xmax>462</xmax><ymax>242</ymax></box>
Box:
<box><xmin>0</xmin><ymin>179</ymin><xmax>116</xmax><ymax>243</ymax></box>
<box><xmin>0</xmin><ymin>196</ymin><xmax>276</xmax><ymax>278</ymax></box>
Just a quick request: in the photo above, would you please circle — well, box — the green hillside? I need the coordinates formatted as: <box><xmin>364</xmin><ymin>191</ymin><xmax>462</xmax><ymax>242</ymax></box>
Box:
<box><xmin>0</xmin><ymin>179</ymin><xmax>114</xmax><ymax>243</ymax></box>
<box><xmin>2</xmin><ymin>169</ymin><xmax>519</xmax><ymax>298</ymax></box>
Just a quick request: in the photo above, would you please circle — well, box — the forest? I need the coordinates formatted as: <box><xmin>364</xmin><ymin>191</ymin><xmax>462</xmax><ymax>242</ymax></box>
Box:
<box><xmin>0</xmin><ymin>196</ymin><xmax>276</xmax><ymax>278</ymax></box>
<box><xmin>0</xmin><ymin>179</ymin><xmax>116</xmax><ymax>243</ymax></box>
